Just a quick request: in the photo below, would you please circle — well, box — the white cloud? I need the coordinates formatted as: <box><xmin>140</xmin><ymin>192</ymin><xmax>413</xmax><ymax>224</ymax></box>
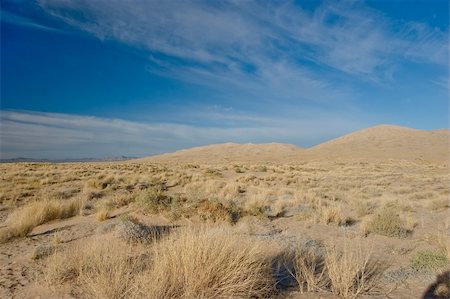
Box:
<box><xmin>37</xmin><ymin>0</ymin><xmax>448</xmax><ymax>90</ymax></box>
<box><xmin>0</xmin><ymin>110</ymin><xmax>366</xmax><ymax>159</ymax></box>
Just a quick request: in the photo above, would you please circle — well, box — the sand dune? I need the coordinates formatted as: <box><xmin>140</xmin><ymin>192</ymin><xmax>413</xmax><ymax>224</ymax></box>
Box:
<box><xmin>140</xmin><ymin>125</ymin><xmax>449</xmax><ymax>163</ymax></box>
<box><xmin>303</xmin><ymin>125</ymin><xmax>450</xmax><ymax>163</ymax></box>
<box><xmin>140</xmin><ymin>142</ymin><xmax>302</xmax><ymax>163</ymax></box>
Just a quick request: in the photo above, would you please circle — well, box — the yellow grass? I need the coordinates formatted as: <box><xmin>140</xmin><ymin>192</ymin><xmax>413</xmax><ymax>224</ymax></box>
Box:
<box><xmin>44</xmin><ymin>227</ymin><xmax>276</xmax><ymax>299</ymax></box>
<box><xmin>135</xmin><ymin>227</ymin><xmax>275</xmax><ymax>299</ymax></box>
<box><xmin>0</xmin><ymin>197</ymin><xmax>81</xmax><ymax>242</ymax></box>
<box><xmin>325</xmin><ymin>243</ymin><xmax>382</xmax><ymax>299</ymax></box>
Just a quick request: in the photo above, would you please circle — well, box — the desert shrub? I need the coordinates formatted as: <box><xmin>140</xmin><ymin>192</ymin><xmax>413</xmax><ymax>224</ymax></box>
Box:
<box><xmin>325</xmin><ymin>244</ymin><xmax>382</xmax><ymax>299</ymax></box>
<box><xmin>204</xmin><ymin>168</ymin><xmax>223</xmax><ymax>177</ymax></box>
<box><xmin>363</xmin><ymin>209</ymin><xmax>410</xmax><ymax>238</ymax></box>
<box><xmin>411</xmin><ymin>250</ymin><xmax>449</xmax><ymax>271</ymax></box>
<box><xmin>243</xmin><ymin>197</ymin><xmax>271</xmax><ymax>219</ymax></box>
<box><xmin>0</xmin><ymin>198</ymin><xmax>82</xmax><ymax>243</ymax></box>
<box><xmin>134</xmin><ymin>227</ymin><xmax>275</xmax><ymax>299</ymax></box>
<box><xmin>197</xmin><ymin>199</ymin><xmax>241</xmax><ymax>224</ymax></box>
<box><xmin>355</xmin><ymin>200</ymin><xmax>376</xmax><ymax>217</ymax></box>
<box><xmin>112</xmin><ymin>192</ymin><xmax>135</xmax><ymax>207</ymax></box>
<box><xmin>135</xmin><ymin>187</ymin><xmax>171</xmax><ymax>214</ymax></box>
<box><xmin>318</xmin><ymin>206</ymin><xmax>353</xmax><ymax>226</ymax></box>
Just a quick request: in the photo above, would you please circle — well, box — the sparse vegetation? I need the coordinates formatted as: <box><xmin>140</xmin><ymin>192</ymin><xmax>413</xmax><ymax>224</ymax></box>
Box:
<box><xmin>325</xmin><ymin>243</ymin><xmax>382</xmax><ymax>299</ymax></box>
<box><xmin>0</xmin><ymin>159</ymin><xmax>448</xmax><ymax>298</ymax></box>
<box><xmin>0</xmin><ymin>197</ymin><xmax>81</xmax><ymax>242</ymax></box>
<box><xmin>411</xmin><ymin>250</ymin><xmax>449</xmax><ymax>271</ymax></box>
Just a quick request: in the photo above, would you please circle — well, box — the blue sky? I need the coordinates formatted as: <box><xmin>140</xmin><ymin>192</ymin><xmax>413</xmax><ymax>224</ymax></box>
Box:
<box><xmin>1</xmin><ymin>0</ymin><xmax>448</xmax><ymax>159</ymax></box>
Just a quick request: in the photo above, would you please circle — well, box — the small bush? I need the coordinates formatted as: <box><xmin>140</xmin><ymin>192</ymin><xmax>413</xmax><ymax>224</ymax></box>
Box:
<box><xmin>411</xmin><ymin>250</ymin><xmax>449</xmax><ymax>271</ymax></box>
<box><xmin>363</xmin><ymin>209</ymin><xmax>410</xmax><ymax>238</ymax></box>
<box><xmin>197</xmin><ymin>199</ymin><xmax>241</xmax><ymax>224</ymax></box>
<box><xmin>136</xmin><ymin>187</ymin><xmax>171</xmax><ymax>214</ymax></box>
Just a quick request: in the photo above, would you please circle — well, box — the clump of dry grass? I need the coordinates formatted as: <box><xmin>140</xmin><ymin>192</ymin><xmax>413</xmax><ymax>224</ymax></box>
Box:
<box><xmin>355</xmin><ymin>200</ymin><xmax>376</xmax><ymax>217</ymax></box>
<box><xmin>0</xmin><ymin>198</ymin><xmax>82</xmax><ymax>243</ymax></box>
<box><xmin>135</xmin><ymin>227</ymin><xmax>275</xmax><ymax>299</ymax></box>
<box><xmin>44</xmin><ymin>227</ymin><xmax>276</xmax><ymax>299</ymax></box>
<box><xmin>44</xmin><ymin>235</ymin><xmax>141</xmax><ymax>298</ymax></box>
<box><xmin>325</xmin><ymin>243</ymin><xmax>382</xmax><ymax>299</ymax></box>
<box><xmin>318</xmin><ymin>206</ymin><xmax>353</xmax><ymax>226</ymax></box>
<box><xmin>96</xmin><ymin>208</ymin><xmax>111</xmax><ymax>221</ymax></box>
<box><xmin>287</xmin><ymin>240</ymin><xmax>383</xmax><ymax>298</ymax></box>
<box><xmin>197</xmin><ymin>199</ymin><xmax>242</xmax><ymax>224</ymax></box>
<box><xmin>290</xmin><ymin>245</ymin><xmax>328</xmax><ymax>293</ymax></box>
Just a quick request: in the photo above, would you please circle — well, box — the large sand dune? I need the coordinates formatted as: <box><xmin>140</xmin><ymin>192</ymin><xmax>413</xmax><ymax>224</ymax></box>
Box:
<box><xmin>303</xmin><ymin>125</ymin><xmax>450</xmax><ymax>163</ymax></box>
<box><xmin>139</xmin><ymin>142</ymin><xmax>302</xmax><ymax>163</ymax></box>
<box><xmin>140</xmin><ymin>125</ymin><xmax>449</xmax><ymax>163</ymax></box>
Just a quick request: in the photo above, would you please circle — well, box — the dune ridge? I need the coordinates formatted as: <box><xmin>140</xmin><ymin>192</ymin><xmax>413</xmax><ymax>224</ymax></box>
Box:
<box><xmin>139</xmin><ymin>125</ymin><xmax>449</xmax><ymax>163</ymax></box>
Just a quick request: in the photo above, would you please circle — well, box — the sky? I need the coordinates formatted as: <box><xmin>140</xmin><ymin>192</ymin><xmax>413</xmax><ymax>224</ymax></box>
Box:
<box><xmin>1</xmin><ymin>0</ymin><xmax>449</xmax><ymax>159</ymax></box>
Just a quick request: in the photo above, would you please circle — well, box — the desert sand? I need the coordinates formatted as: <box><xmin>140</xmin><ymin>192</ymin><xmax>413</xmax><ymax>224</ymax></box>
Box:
<box><xmin>0</xmin><ymin>125</ymin><xmax>449</xmax><ymax>299</ymax></box>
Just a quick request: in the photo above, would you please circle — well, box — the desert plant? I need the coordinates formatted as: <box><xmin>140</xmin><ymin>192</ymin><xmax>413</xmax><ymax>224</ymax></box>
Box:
<box><xmin>44</xmin><ymin>235</ymin><xmax>142</xmax><ymax>298</ymax></box>
<box><xmin>134</xmin><ymin>227</ymin><xmax>275</xmax><ymax>299</ymax></box>
<box><xmin>197</xmin><ymin>199</ymin><xmax>242</xmax><ymax>224</ymax></box>
<box><xmin>290</xmin><ymin>245</ymin><xmax>328</xmax><ymax>293</ymax></box>
<box><xmin>355</xmin><ymin>200</ymin><xmax>376</xmax><ymax>217</ymax></box>
<box><xmin>325</xmin><ymin>243</ymin><xmax>382</xmax><ymax>299</ymax></box>
<box><xmin>135</xmin><ymin>187</ymin><xmax>171</xmax><ymax>214</ymax></box>
<box><xmin>363</xmin><ymin>208</ymin><xmax>410</xmax><ymax>238</ymax></box>
<box><xmin>411</xmin><ymin>250</ymin><xmax>449</xmax><ymax>272</ymax></box>
<box><xmin>0</xmin><ymin>197</ymin><xmax>82</xmax><ymax>243</ymax></box>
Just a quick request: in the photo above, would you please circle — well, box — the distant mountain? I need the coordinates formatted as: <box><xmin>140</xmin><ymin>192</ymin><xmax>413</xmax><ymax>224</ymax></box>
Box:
<box><xmin>139</xmin><ymin>125</ymin><xmax>449</xmax><ymax>164</ymax></box>
<box><xmin>0</xmin><ymin>156</ymin><xmax>138</xmax><ymax>163</ymax></box>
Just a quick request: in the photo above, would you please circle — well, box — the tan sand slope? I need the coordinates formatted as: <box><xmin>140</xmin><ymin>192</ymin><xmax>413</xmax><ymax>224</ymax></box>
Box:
<box><xmin>139</xmin><ymin>143</ymin><xmax>302</xmax><ymax>163</ymax></box>
<box><xmin>140</xmin><ymin>125</ymin><xmax>449</xmax><ymax>163</ymax></box>
<box><xmin>303</xmin><ymin>125</ymin><xmax>449</xmax><ymax>163</ymax></box>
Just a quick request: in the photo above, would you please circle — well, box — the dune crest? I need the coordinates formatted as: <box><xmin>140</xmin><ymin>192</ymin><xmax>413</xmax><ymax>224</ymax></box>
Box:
<box><xmin>140</xmin><ymin>125</ymin><xmax>449</xmax><ymax>163</ymax></box>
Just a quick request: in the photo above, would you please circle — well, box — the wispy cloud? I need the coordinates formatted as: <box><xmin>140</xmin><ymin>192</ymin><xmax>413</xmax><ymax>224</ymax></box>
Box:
<box><xmin>0</xmin><ymin>110</ymin><xmax>366</xmax><ymax>159</ymax></box>
<box><xmin>37</xmin><ymin>0</ymin><xmax>448</xmax><ymax>92</ymax></box>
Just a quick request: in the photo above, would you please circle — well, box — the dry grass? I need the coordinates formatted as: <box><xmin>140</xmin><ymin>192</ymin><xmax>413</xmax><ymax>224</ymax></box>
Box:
<box><xmin>1</xmin><ymin>160</ymin><xmax>448</xmax><ymax>297</ymax></box>
<box><xmin>44</xmin><ymin>235</ymin><xmax>141</xmax><ymax>298</ymax></box>
<box><xmin>135</xmin><ymin>227</ymin><xmax>275</xmax><ymax>299</ymax></box>
<box><xmin>0</xmin><ymin>197</ymin><xmax>81</xmax><ymax>242</ymax></box>
<box><xmin>325</xmin><ymin>243</ymin><xmax>382</xmax><ymax>299</ymax></box>
<box><xmin>44</xmin><ymin>227</ymin><xmax>276</xmax><ymax>299</ymax></box>
<box><xmin>290</xmin><ymin>245</ymin><xmax>328</xmax><ymax>293</ymax></box>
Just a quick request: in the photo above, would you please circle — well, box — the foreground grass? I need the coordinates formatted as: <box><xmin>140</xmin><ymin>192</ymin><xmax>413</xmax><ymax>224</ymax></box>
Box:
<box><xmin>45</xmin><ymin>227</ymin><xmax>276</xmax><ymax>299</ymax></box>
<box><xmin>42</xmin><ymin>224</ymin><xmax>386</xmax><ymax>299</ymax></box>
<box><xmin>0</xmin><ymin>198</ymin><xmax>81</xmax><ymax>243</ymax></box>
